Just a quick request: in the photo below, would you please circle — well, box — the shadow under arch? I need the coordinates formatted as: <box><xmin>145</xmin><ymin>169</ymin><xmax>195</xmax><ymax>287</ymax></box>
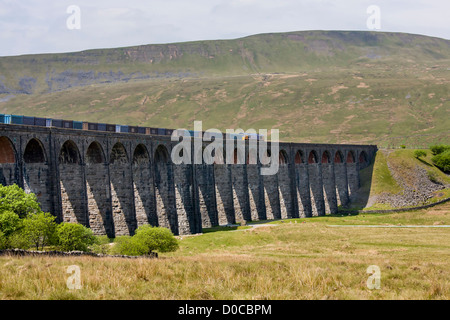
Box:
<box><xmin>58</xmin><ymin>140</ymin><xmax>88</xmax><ymax>226</ymax></box>
<box><xmin>110</xmin><ymin>141</ymin><xmax>136</xmax><ymax>236</ymax></box>
<box><xmin>85</xmin><ymin>141</ymin><xmax>113</xmax><ymax>237</ymax></box>
<box><xmin>22</xmin><ymin>138</ymin><xmax>51</xmax><ymax>213</ymax></box>
<box><xmin>133</xmin><ymin>144</ymin><xmax>158</xmax><ymax>228</ymax></box>
<box><xmin>154</xmin><ymin>144</ymin><xmax>178</xmax><ymax>235</ymax></box>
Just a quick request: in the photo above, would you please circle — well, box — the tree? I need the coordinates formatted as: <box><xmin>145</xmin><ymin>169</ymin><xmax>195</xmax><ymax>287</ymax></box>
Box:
<box><xmin>0</xmin><ymin>211</ymin><xmax>22</xmax><ymax>237</ymax></box>
<box><xmin>22</xmin><ymin>212</ymin><xmax>57</xmax><ymax>250</ymax></box>
<box><xmin>0</xmin><ymin>184</ymin><xmax>41</xmax><ymax>218</ymax></box>
<box><xmin>430</xmin><ymin>144</ymin><xmax>450</xmax><ymax>156</ymax></box>
<box><xmin>56</xmin><ymin>222</ymin><xmax>96</xmax><ymax>252</ymax></box>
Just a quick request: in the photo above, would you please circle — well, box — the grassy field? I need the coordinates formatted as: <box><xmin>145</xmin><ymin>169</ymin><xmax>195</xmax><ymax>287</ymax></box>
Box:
<box><xmin>0</xmin><ymin>202</ymin><xmax>448</xmax><ymax>300</ymax></box>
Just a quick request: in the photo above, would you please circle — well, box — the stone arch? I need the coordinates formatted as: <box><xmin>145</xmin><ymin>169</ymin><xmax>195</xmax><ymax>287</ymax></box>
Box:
<box><xmin>133</xmin><ymin>144</ymin><xmax>150</xmax><ymax>165</ymax></box>
<box><xmin>22</xmin><ymin>138</ymin><xmax>50</xmax><ymax>212</ymax></box>
<box><xmin>279</xmin><ymin>150</ymin><xmax>288</xmax><ymax>165</ymax></box>
<box><xmin>334</xmin><ymin>150</ymin><xmax>349</xmax><ymax>207</ymax></box>
<box><xmin>359</xmin><ymin>151</ymin><xmax>368</xmax><ymax>164</ymax></box>
<box><xmin>0</xmin><ymin>136</ymin><xmax>16</xmax><ymax>164</ymax></box>
<box><xmin>308</xmin><ymin>150</ymin><xmax>318</xmax><ymax>164</ymax></box>
<box><xmin>23</xmin><ymin>138</ymin><xmax>46</xmax><ymax>163</ymax></box>
<box><xmin>321</xmin><ymin>151</ymin><xmax>331</xmax><ymax>164</ymax></box>
<box><xmin>85</xmin><ymin>141</ymin><xmax>111</xmax><ymax>236</ymax></box>
<box><xmin>334</xmin><ymin>151</ymin><xmax>344</xmax><ymax>163</ymax></box>
<box><xmin>155</xmin><ymin>144</ymin><xmax>170</xmax><ymax>163</ymax></box>
<box><xmin>58</xmin><ymin>140</ymin><xmax>86</xmax><ymax>226</ymax></box>
<box><xmin>154</xmin><ymin>144</ymin><xmax>178</xmax><ymax>234</ymax></box>
<box><xmin>213</xmin><ymin>147</ymin><xmax>225</xmax><ymax>165</ymax></box>
<box><xmin>110</xmin><ymin>142</ymin><xmax>129</xmax><ymax>164</ymax></box>
<box><xmin>132</xmin><ymin>144</ymin><xmax>157</xmax><ymax>228</ymax></box>
<box><xmin>346</xmin><ymin>151</ymin><xmax>355</xmax><ymax>163</ymax></box>
<box><xmin>294</xmin><ymin>150</ymin><xmax>303</xmax><ymax>164</ymax></box>
<box><xmin>59</xmin><ymin>140</ymin><xmax>81</xmax><ymax>164</ymax></box>
<box><xmin>110</xmin><ymin>141</ymin><xmax>135</xmax><ymax>235</ymax></box>
<box><xmin>86</xmin><ymin>141</ymin><xmax>105</xmax><ymax>164</ymax></box>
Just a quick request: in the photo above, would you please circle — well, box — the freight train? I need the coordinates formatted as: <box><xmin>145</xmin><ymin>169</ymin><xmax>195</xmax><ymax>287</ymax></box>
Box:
<box><xmin>0</xmin><ymin>114</ymin><xmax>265</xmax><ymax>141</ymax></box>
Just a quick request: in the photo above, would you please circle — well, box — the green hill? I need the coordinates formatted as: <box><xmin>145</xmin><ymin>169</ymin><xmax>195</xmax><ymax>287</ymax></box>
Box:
<box><xmin>0</xmin><ymin>30</ymin><xmax>449</xmax><ymax>146</ymax></box>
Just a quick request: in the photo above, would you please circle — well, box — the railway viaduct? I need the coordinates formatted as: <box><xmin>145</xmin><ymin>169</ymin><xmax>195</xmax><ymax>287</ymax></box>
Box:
<box><xmin>0</xmin><ymin>123</ymin><xmax>377</xmax><ymax>236</ymax></box>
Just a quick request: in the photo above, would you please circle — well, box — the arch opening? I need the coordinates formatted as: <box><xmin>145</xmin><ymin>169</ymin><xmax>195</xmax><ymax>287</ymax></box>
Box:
<box><xmin>110</xmin><ymin>142</ymin><xmax>129</xmax><ymax>164</ymax></box>
<box><xmin>308</xmin><ymin>151</ymin><xmax>318</xmax><ymax>164</ymax></box>
<box><xmin>346</xmin><ymin>151</ymin><xmax>355</xmax><ymax>163</ymax></box>
<box><xmin>0</xmin><ymin>136</ymin><xmax>15</xmax><ymax>164</ymax></box>
<box><xmin>295</xmin><ymin>150</ymin><xmax>303</xmax><ymax>164</ymax></box>
<box><xmin>24</xmin><ymin>138</ymin><xmax>45</xmax><ymax>163</ymax></box>
<box><xmin>86</xmin><ymin>142</ymin><xmax>105</xmax><ymax>164</ymax></box>
<box><xmin>279</xmin><ymin>150</ymin><xmax>288</xmax><ymax>165</ymax></box>
<box><xmin>59</xmin><ymin>140</ymin><xmax>80</xmax><ymax>164</ymax></box>
<box><xmin>321</xmin><ymin>151</ymin><xmax>331</xmax><ymax>164</ymax></box>
<box><xmin>334</xmin><ymin>151</ymin><xmax>344</xmax><ymax>163</ymax></box>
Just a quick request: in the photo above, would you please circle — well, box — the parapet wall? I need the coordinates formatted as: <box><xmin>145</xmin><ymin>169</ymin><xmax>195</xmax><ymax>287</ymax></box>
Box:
<box><xmin>0</xmin><ymin>124</ymin><xmax>377</xmax><ymax>236</ymax></box>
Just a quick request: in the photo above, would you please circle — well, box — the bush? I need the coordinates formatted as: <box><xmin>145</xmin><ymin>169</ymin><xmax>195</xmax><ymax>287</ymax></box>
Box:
<box><xmin>0</xmin><ymin>184</ymin><xmax>41</xmax><ymax>218</ymax></box>
<box><xmin>114</xmin><ymin>236</ymin><xmax>149</xmax><ymax>256</ymax></box>
<box><xmin>114</xmin><ymin>225</ymin><xmax>179</xmax><ymax>256</ymax></box>
<box><xmin>432</xmin><ymin>150</ymin><xmax>450</xmax><ymax>173</ymax></box>
<box><xmin>22</xmin><ymin>212</ymin><xmax>57</xmax><ymax>250</ymax></box>
<box><xmin>56</xmin><ymin>223</ymin><xmax>96</xmax><ymax>252</ymax></box>
<box><xmin>414</xmin><ymin>150</ymin><xmax>427</xmax><ymax>159</ymax></box>
<box><xmin>430</xmin><ymin>145</ymin><xmax>450</xmax><ymax>156</ymax></box>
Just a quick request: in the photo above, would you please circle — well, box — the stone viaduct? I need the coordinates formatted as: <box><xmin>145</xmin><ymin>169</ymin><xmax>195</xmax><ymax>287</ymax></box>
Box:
<box><xmin>0</xmin><ymin>123</ymin><xmax>377</xmax><ymax>236</ymax></box>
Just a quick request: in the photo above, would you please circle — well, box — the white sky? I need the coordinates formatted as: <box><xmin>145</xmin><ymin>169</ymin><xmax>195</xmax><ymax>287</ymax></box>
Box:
<box><xmin>0</xmin><ymin>0</ymin><xmax>449</xmax><ymax>57</ymax></box>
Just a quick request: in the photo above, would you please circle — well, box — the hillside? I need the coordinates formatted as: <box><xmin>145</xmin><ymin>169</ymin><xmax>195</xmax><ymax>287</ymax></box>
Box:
<box><xmin>0</xmin><ymin>30</ymin><xmax>449</xmax><ymax>146</ymax></box>
<box><xmin>352</xmin><ymin>148</ymin><xmax>450</xmax><ymax>210</ymax></box>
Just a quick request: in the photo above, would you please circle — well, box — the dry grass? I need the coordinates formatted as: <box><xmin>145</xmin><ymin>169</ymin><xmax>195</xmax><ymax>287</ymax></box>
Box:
<box><xmin>0</xmin><ymin>204</ymin><xmax>449</xmax><ymax>300</ymax></box>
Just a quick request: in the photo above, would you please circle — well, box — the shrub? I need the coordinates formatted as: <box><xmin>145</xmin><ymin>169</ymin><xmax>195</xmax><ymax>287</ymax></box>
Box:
<box><xmin>114</xmin><ymin>236</ymin><xmax>149</xmax><ymax>256</ymax></box>
<box><xmin>414</xmin><ymin>150</ymin><xmax>427</xmax><ymax>159</ymax></box>
<box><xmin>133</xmin><ymin>225</ymin><xmax>179</xmax><ymax>253</ymax></box>
<box><xmin>114</xmin><ymin>225</ymin><xmax>179</xmax><ymax>256</ymax></box>
<box><xmin>0</xmin><ymin>184</ymin><xmax>41</xmax><ymax>218</ymax></box>
<box><xmin>56</xmin><ymin>223</ymin><xmax>96</xmax><ymax>252</ymax></box>
<box><xmin>400</xmin><ymin>145</ymin><xmax>406</xmax><ymax>149</ymax></box>
<box><xmin>432</xmin><ymin>150</ymin><xmax>450</xmax><ymax>173</ymax></box>
<box><xmin>22</xmin><ymin>212</ymin><xmax>57</xmax><ymax>250</ymax></box>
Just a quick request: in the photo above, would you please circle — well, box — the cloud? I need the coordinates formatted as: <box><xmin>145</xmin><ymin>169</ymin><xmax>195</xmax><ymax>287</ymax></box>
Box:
<box><xmin>0</xmin><ymin>0</ymin><xmax>448</xmax><ymax>57</ymax></box>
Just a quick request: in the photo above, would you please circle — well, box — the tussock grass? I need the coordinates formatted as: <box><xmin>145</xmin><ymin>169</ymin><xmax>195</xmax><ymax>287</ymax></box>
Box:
<box><xmin>0</xmin><ymin>204</ymin><xmax>449</xmax><ymax>300</ymax></box>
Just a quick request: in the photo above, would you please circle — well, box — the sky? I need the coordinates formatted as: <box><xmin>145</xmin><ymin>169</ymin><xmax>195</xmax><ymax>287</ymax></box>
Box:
<box><xmin>0</xmin><ymin>0</ymin><xmax>449</xmax><ymax>57</ymax></box>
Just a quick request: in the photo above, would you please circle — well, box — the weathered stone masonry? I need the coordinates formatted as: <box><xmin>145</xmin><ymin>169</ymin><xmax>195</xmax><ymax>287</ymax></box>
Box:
<box><xmin>0</xmin><ymin>124</ymin><xmax>377</xmax><ymax>236</ymax></box>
